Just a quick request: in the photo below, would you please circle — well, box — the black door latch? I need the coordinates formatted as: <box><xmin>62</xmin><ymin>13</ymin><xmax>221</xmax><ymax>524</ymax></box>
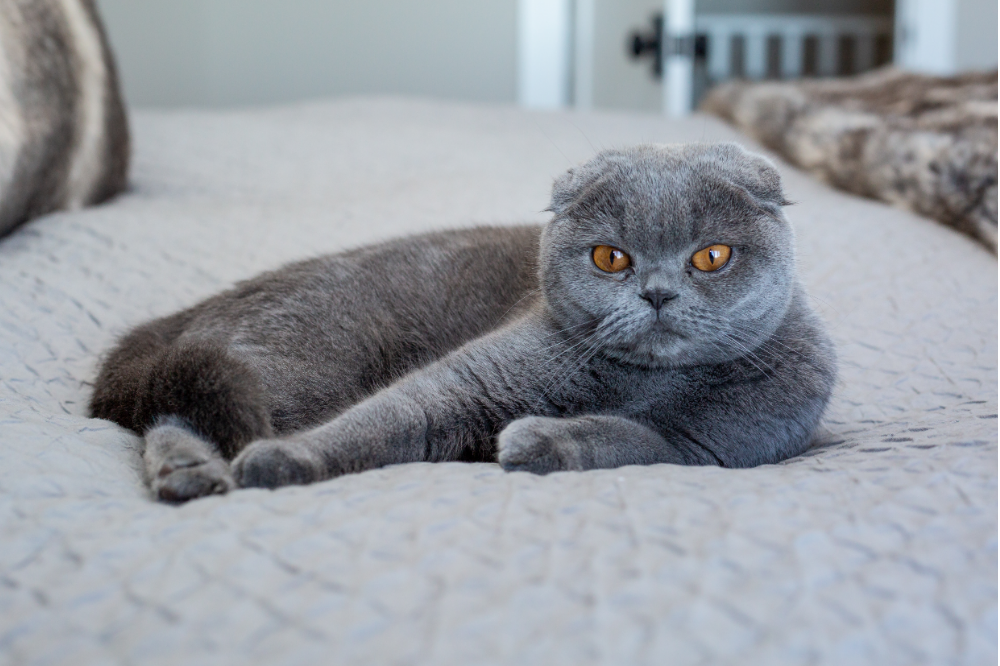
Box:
<box><xmin>628</xmin><ymin>13</ymin><xmax>663</xmax><ymax>77</ymax></box>
<box><xmin>629</xmin><ymin>14</ymin><xmax>707</xmax><ymax>79</ymax></box>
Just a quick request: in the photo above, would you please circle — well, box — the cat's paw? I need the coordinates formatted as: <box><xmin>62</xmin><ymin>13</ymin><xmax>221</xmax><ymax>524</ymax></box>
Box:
<box><xmin>231</xmin><ymin>439</ymin><xmax>326</xmax><ymax>489</ymax></box>
<box><xmin>152</xmin><ymin>451</ymin><xmax>235</xmax><ymax>502</ymax></box>
<box><xmin>497</xmin><ymin>417</ymin><xmax>579</xmax><ymax>474</ymax></box>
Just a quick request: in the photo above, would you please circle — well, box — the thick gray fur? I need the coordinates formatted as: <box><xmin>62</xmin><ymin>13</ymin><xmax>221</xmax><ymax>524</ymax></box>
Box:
<box><xmin>0</xmin><ymin>0</ymin><xmax>129</xmax><ymax>238</ymax></box>
<box><xmin>90</xmin><ymin>143</ymin><xmax>836</xmax><ymax>502</ymax></box>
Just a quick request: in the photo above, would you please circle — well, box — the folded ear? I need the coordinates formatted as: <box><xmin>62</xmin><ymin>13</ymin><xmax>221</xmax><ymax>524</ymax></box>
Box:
<box><xmin>706</xmin><ymin>143</ymin><xmax>791</xmax><ymax>207</ymax></box>
<box><xmin>547</xmin><ymin>151</ymin><xmax>623</xmax><ymax>216</ymax></box>
<box><xmin>547</xmin><ymin>167</ymin><xmax>584</xmax><ymax>216</ymax></box>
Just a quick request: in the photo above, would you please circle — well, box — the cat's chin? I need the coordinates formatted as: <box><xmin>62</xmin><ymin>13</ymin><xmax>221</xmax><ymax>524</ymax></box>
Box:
<box><xmin>602</xmin><ymin>335</ymin><xmax>694</xmax><ymax>369</ymax></box>
<box><xmin>603</xmin><ymin>327</ymin><xmax>742</xmax><ymax>369</ymax></box>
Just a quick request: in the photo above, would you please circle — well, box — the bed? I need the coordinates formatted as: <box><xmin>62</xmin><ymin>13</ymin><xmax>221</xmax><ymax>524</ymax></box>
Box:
<box><xmin>0</xmin><ymin>97</ymin><xmax>995</xmax><ymax>665</ymax></box>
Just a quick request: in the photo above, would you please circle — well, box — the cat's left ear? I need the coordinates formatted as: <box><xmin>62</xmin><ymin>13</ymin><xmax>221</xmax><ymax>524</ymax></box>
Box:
<box><xmin>730</xmin><ymin>143</ymin><xmax>792</xmax><ymax>206</ymax></box>
<box><xmin>744</xmin><ymin>155</ymin><xmax>793</xmax><ymax>208</ymax></box>
<box><xmin>711</xmin><ymin>144</ymin><xmax>792</xmax><ymax>208</ymax></box>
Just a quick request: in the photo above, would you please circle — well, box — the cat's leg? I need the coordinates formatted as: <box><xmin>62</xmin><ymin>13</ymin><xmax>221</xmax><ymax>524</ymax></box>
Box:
<box><xmin>232</xmin><ymin>317</ymin><xmax>690</xmax><ymax>489</ymax></box>
<box><xmin>231</xmin><ymin>393</ymin><xmax>427</xmax><ymax>489</ymax></box>
<box><xmin>144</xmin><ymin>416</ymin><xmax>235</xmax><ymax>502</ymax></box>
<box><xmin>497</xmin><ymin>414</ymin><xmax>711</xmax><ymax>474</ymax></box>
<box><xmin>229</xmin><ymin>316</ymin><xmax>632</xmax><ymax>489</ymax></box>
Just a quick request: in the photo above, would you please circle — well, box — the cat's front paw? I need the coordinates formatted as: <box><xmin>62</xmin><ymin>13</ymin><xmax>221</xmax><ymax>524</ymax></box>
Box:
<box><xmin>232</xmin><ymin>439</ymin><xmax>326</xmax><ymax>489</ymax></box>
<box><xmin>497</xmin><ymin>417</ymin><xmax>580</xmax><ymax>474</ymax></box>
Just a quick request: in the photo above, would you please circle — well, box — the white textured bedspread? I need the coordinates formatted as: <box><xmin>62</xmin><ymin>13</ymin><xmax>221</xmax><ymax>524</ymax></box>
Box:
<box><xmin>0</xmin><ymin>98</ymin><xmax>996</xmax><ymax>666</ymax></box>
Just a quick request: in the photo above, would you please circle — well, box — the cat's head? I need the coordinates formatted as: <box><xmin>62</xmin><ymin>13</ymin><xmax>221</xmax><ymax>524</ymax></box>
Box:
<box><xmin>539</xmin><ymin>143</ymin><xmax>797</xmax><ymax>368</ymax></box>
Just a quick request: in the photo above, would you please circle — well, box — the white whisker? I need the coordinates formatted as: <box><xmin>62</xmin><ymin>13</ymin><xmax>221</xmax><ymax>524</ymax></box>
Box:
<box><xmin>532</xmin><ymin>313</ymin><xmax>623</xmax><ymax>410</ymax></box>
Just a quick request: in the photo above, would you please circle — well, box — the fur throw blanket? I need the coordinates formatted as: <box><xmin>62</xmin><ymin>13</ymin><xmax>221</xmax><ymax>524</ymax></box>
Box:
<box><xmin>701</xmin><ymin>68</ymin><xmax>998</xmax><ymax>251</ymax></box>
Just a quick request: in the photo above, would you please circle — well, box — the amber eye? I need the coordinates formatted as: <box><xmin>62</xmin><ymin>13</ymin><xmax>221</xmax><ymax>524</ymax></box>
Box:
<box><xmin>691</xmin><ymin>244</ymin><xmax>732</xmax><ymax>272</ymax></box>
<box><xmin>592</xmin><ymin>245</ymin><xmax>631</xmax><ymax>273</ymax></box>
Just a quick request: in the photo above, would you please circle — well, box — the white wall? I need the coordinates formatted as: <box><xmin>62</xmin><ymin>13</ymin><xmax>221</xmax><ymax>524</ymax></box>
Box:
<box><xmin>954</xmin><ymin>0</ymin><xmax>999</xmax><ymax>71</ymax></box>
<box><xmin>100</xmin><ymin>0</ymin><xmax>992</xmax><ymax>115</ymax></box>
<box><xmin>96</xmin><ymin>0</ymin><xmax>518</xmax><ymax>108</ymax></box>
<box><xmin>590</xmin><ymin>0</ymin><xmax>664</xmax><ymax>112</ymax></box>
<box><xmin>895</xmin><ymin>0</ymin><xmax>998</xmax><ymax>74</ymax></box>
<box><xmin>517</xmin><ymin>0</ymin><xmax>573</xmax><ymax>108</ymax></box>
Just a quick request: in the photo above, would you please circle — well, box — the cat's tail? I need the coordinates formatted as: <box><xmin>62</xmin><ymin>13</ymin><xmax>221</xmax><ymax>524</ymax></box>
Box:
<box><xmin>89</xmin><ymin>314</ymin><xmax>273</xmax><ymax>459</ymax></box>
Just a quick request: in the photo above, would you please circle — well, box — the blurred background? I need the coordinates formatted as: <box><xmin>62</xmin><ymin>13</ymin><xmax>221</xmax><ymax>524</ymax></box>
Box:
<box><xmin>96</xmin><ymin>0</ymin><xmax>998</xmax><ymax>113</ymax></box>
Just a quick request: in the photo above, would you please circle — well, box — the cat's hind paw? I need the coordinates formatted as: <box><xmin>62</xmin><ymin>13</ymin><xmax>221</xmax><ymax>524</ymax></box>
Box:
<box><xmin>232</xmin><ymin>439</ymin><xmax>326</xmax><ymax>489</ymax></box>
<box><xmin>497</xmin><ymin>416</ymin><xmax>579</xmax><ymax>474</ymax></box>
<box><xmin>153</xmin><ymin>453</ymin><xmax>235</xmax><ymax>502</ymax></box>
<box><xmin>145</xmin><ymin>419</ymin><xmax>235</xmax><ymax>502</ymax></box>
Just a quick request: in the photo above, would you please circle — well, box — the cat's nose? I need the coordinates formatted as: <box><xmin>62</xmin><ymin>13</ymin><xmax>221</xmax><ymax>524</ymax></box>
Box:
<box><xmin>640</xmin><ymin>289</ymin><xmax>678</xmax><ymax>311</ymax></box>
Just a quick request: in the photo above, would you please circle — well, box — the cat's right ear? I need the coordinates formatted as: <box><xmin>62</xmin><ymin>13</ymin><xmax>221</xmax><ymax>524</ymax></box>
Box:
<box><xmin>547</xmin><ymin>150</ymin><xmax>623</xmax><ymax>216</ymax></box>
<box><xmin>546</xmin><ymin>168</ymin><xmax>578</xmax><ymax>215</ymax></box>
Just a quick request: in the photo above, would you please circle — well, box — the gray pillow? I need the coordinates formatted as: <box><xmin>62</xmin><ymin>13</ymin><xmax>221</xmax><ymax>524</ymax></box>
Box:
<box><xmin>0</xmin><ymin>0</ymin><xmax>129</xmax><ymax>238</ymax></box>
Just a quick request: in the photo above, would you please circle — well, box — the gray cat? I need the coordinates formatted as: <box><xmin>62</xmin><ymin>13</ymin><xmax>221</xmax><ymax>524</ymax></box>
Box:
<box><xmin>90</xmin><ymin>143</ymin><xmax>836</xmax><ymax>503</ymax></box>
<box><xmin>0</xmin><ymin>0</ymin><xmax>129</xmax><ymax>238</ymax></box>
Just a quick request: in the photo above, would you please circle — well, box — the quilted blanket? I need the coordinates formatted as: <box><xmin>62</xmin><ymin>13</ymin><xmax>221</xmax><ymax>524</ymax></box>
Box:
<box><xmin>0</xmin><ymin>98</ymin><xmax>996</xmax><ymax>665</ymax></box>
